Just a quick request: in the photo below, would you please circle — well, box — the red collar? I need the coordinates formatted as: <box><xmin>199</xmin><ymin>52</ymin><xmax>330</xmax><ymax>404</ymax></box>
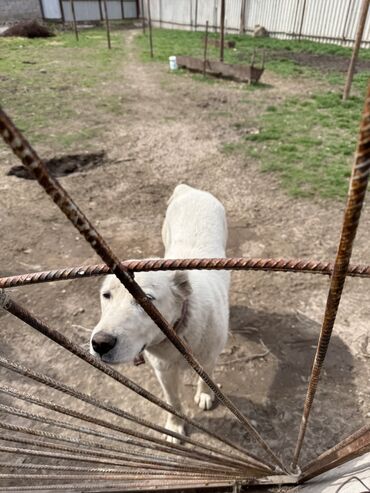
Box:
<box><xmin>134</xmin><ymin>300</ymin><xmax>188</xmax><ymax>366</ymax></box>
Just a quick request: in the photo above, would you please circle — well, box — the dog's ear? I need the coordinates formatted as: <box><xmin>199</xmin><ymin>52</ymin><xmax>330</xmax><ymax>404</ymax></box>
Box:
<box><xmin>171</xmin><ymin>271</ymin><xmax>192</xmax><ymax>300</ymax></box>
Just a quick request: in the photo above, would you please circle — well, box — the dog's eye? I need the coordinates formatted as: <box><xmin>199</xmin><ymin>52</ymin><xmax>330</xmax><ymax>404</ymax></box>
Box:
<box><xmin>102</xmin><ymin>291</ymin><xmax>112</xmax><ymax>300</ymax></box>
<box><xmin>146</xmin><ymin>294</ymin><xmax>156</xmax><ymax>301</ymax></box>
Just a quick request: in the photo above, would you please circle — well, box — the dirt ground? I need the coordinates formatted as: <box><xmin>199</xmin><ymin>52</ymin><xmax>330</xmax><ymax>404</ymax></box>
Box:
<box><xmin>0</xmin><ymin>30</ymin><xmax>369</xmax><ymax>489</ymax></box>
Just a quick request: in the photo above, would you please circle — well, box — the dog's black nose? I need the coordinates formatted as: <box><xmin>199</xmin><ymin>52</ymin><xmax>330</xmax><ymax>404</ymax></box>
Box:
<box><xmin>91</xmin><ymin>332</ymin><xmax>117</xmax><ymax>356</ymax></box>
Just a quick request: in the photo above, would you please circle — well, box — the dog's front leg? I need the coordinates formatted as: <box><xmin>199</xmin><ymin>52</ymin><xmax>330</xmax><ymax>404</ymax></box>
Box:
<box><xmin>153</xmin><ymin>365</ymin><xmax>185</xmax><ymax>443</ymax></box>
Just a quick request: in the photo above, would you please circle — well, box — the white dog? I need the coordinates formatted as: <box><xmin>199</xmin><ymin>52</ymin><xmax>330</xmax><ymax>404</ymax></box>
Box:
<box><xmin>90</xmin><ymin>184</ymin><xmax>230</xmax><ymax>441</ymax></box>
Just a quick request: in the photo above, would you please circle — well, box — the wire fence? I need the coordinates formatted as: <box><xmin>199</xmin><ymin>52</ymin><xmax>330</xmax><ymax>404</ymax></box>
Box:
<box><xmin>0</xmin><ymin>83</ymin><xmax>369</xmax><ymax>490</ymax></box>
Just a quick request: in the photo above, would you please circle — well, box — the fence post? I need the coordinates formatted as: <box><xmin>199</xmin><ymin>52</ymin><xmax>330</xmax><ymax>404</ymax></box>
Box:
<box><xmin>240</xmin><ymin>0</ymin><xmax>246</xmax><ymax>34</ymax></box>
<box><xmin>147</xmin><ymin>0</ymin><xmax>154</xmax><ymax>58</ymax></box>
<box><xmin>195</xmin><ymin>0</ymin><xmax>198</xmax><ymax>31</ymax></box>
<box><xmin>38</xmin><ymin>0</ymin><xmax>45</xmax><ymax>20</ymax></box>
<box><xmin>58</xmin><ymin>0</ymin><xmax>65</xmax><ymax>23</ymax></box>
<box><xmin>203</xmin><ymin>20</ymin><xmax>209</xmax><ymax>77</ymax></box>
<box><xmin>298</xmin><ymin>0</ymin><xmax>307</xmax><ymax>40</ymax></box>
<box><xmin>120</xmin><ymin>0</ymin><xmax>125</xmax><ymax>19</ymax></box>
<box><xmin>69</xmin><ymin>0</ymin><xmax>79</xmax><ymax>41</ymax></box>
<box><xmin>102</xmin><ymin>0</ymin><xmax>112</xmax><ymax>49</ymax></box>
<box><xmin>141</xmin><ymin>0</ymin><xmax>146</xmax><ymax>33</ymax></box>
<box><xmin>220</xmin><ymin>0</ymin><xmax>225</xmax><ymax>61</ymax></box>
<box><xmin>343</xmin><ymin>0</ymin><xmax>370</xmax><ymax>100</ymax></box>
<box><xmin>98</xmin><ymin>0</ymin><xmax>104</xmax><ymax>20</ymax></box>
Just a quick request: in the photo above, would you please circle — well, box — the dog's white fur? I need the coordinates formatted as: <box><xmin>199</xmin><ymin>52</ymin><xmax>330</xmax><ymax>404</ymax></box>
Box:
<box><xmin>90</xmin><ymin>184</ymin><xmax>230</xmax><ymax>441</ymax></box>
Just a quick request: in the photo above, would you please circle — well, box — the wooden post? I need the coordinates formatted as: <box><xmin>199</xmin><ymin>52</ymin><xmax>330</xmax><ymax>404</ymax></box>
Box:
<box><xmin>141</xmin><ymin>0</ymin><xmax>146</xmax><ymax>33</ymax></box>
<box><xmin>194</xmin><ymin>0</ymin><xmax>198</xmax><ymax>31</ymax></box>
<box><xmin>147</xmin><ymin>0</ymin><xmax>154</xmax><ymax>58</ymax></box>
<box><xmin>343</xmin><ymin>0</ymin><xmax>370</xmax><ymax>100</ymax></box>
<box><xmin>98</xmin><ymin>0</ymin><xmax>104</xmax><ymax>21</ymax></box>
<box><xmin>102</xmin><ymin>0</ymin><xmax>112</xmax><ymax>49</ymax></box>
<box><xmin>69</xmin><ymin>0</ymin><xmax>79</xmax><ymax>41</ymax></box>
<box><xmin>58</xmin><ymin>0</ymin><xmax>65</xmax><ymax>23</ymax></box>
<box><xmin>38</xmin><ymin>0</ymin><xmax>45</xmax><ymax>20</ymax></box>
<box><xmin>240</xmin><ymin>0</ymin><xmax>246</xmax><ymax>34</ymax></box>
<box><xmin>220</xmin><ymin>0</ymin><xmax>225</xmax><ymax>62</ymax></box>
<box><xmin>203</xmin><ymin>20</ymin><xmax>209</xmax><ymax>77</ymax></box>
<box><xmin>298</xmin><ymin>0</ymin><xmax>307</xmax><ymax>41</ymax></box>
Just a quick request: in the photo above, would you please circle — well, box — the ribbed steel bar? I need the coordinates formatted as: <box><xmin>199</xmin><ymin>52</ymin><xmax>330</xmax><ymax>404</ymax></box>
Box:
<box><xmin>0</xmin><ymin>107</ymin><xmax>283</xmax><ymax>471</ymax></box>
<box><xmin>301</xmin><ymin>425</ymin><xmax>370</xmax><ymax>482</ymax></box>
<box><xmin>0</xmin><ymin>422</ymin><xmax>237</xmax><ymax>477</ymax></box>
<box><xmin>0</xmin><ymin>356</ymin><xmax>265</xmax><ymax>473</ymax></box>
<box><xmin>0</xmin><ymin>404</ymin><xmax>225</xmax><ymax>473</ymax></box>
<box><xmin>0</xmin><ymin>385</ymin><xmax>249</xmax><ymax>475</ymax></box>
<box><xmin>2</xmin><ymin>257</ymin><xmax>370</xmax><ymax>289</ymax></box>
<box><xmin>0</xmin><ymin>473</ymin><xmax>238</xmax><ymax>481</ymax></box>
<box><xmin>0</xmin><ymin>403</ymin><xmax>205</xmax><ymax>469</ymax></box>
<box><xmin>0</xmin><ymin>480</ymin><xmax>237</xmax><ymax>492</ymax></box>
<box><xmin>0</xmin><ymin>461</ymin><xmax>125</xmax><ymax>474</ymax></box>
<box><xmin>0</xmin><ymin>434</ymin><xmax>238</xmax><ymax>480</ymax></box>
<box><xmin>292</xmin><ymin>83</ymin><xmax>370</xmax><ymax>469</ymax></box>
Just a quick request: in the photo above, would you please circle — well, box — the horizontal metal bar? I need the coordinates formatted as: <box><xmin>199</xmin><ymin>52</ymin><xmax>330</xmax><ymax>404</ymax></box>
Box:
<box><xmin>1</xmin><ymin>257</ymin><xmax>370</xmax><ymax>289</ymax></box>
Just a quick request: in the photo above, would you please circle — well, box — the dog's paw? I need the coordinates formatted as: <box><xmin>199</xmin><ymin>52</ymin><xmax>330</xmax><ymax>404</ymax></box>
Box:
<box><xmin>194</xmin><ymin>391</ymin><xmax>214</xmax><ymax>410</ymax></box>
<box><xmin>164</xmin><ymin>420</ymin><xmax>185</xmax><ymax>444</ymax></box>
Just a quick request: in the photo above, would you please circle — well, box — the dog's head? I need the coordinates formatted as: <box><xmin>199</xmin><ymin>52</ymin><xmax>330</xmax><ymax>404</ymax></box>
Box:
<box><xmin>90</xmin><ymin>270</ymin><xmax>191</xmax><ymax>364</ymax></box>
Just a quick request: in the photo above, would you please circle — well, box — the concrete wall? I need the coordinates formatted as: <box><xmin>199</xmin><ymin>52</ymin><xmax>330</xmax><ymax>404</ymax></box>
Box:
<box><xmin>0</xmin><ymin>0</ymin><xmax>42</xmax><ymax>22</ymax></box>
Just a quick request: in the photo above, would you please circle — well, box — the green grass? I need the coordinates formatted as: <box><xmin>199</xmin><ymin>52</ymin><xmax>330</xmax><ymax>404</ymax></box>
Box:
<box><xmin>237</xmin><ymin>91</ymin><xmax>362</xmax><ymax>199</ymax></box>
<box><xmin>136</xmin><ymin>28</ymin><xmax>370</xmax><ymax>89</ymax></box>
<box><xmin>0</xmin><ymin>28</ymin><xmax>125</xmax><ymax>151</ymax></box>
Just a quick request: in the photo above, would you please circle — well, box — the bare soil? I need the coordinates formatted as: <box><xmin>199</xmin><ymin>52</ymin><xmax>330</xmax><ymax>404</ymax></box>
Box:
<box><xmin>0</xmin><ymin>30</ymin><xmax>369</xmax><ymax>488</ymax></box>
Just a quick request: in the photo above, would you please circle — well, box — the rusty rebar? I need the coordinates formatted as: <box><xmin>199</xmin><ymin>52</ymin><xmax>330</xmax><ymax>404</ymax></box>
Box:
<box><xmin>0</xmin><ymin>403</ymin><xmax>204</xmax><ymax>469</ymax></box>
<box><xmin>0</xmin><ymin>480</ymin><xmax>237</xmax><ymax>492</ymax></box>
<box><xmin>0</xmin><ymin>403</ymin><xmax>224</xmax><ymax>473</ymax></box>
<box><xmin>0</xmin><ymin>356</ymin><xmax>258</xmax><ymax>472</ymax></box>
<box><xmin>292</xmin><ymin>83</ymin><xmax>370</xmax><ymax>469</ymax></box>
<box><xmin>0</xmin><ymin>384</ymin><xmax>251</xmax><ymax>475</ymax></box>
<box><xmin>0</xmin><ymin>106</ymin><xmax>283</xmax><ymax>471</ymax></box>
<box><xmin>0</xmin><ymin>461</ymin><xmax>125</xmax><ymax>474</ymax></box>
<box><xmin>5</xmin><ymin>257</ymin><xmax>369</xmax><ymax>289</ymax></box>
<box><xmin>0</xmin><ymin>421</ymin><xmax>237</xmax><ymax>476</ymax></box>
<box><xmin>2</xmin><ymin>257</ymin><xmax>370</xmax><ymax>290</ymax></box>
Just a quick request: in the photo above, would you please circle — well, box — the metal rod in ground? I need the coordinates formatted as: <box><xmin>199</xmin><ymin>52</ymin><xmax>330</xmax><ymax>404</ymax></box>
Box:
<box><xmin>0</xmin><ymin>357</ymin><xmax>259</xmax><ymax>473</ymax></box>
<box><xmin>292</xmin><ymin>83</ymin><xmax>370</xmax><ymax>469</ymax></box>
<box><xmin>343</xmin><ymin>0</ymin><xmax>369</xmax><ymax>100</ymax></box>
<box><xmin>300</xmin><ymin>425</ymin><xmax>370</xmax><ymax>482</ymax></box>
<box><xmin>298</xmin><ymin>0</ymin><xmax>307</xmax><ymax>41</ymax></box>
<box><xmin>102</xmin><ymin>0</ymin><xmax>112</xmax><ymax>49</ymax></box>
<box><xmin>220</xmin><ymin>0</ymin><xmax>225</xmax><ymax>61</ymax></box>
<box><xmin>147</xmin><ymin>0</ymin><xmax>153</xmax><ymax>57</ymax></box>
<box><xmin>3</xmin><ymin>257</ymin><xmax>370</xmax><ymax>290</ymax></box>
<box><xmin>69</xmin><ymin>0</ymin><xmax>79</xmax><ymax>41</ymax></box>
<box><xmin>0</xmin><ymin>107</ymin><xmax>283</xmax><ymax>470</ymax></box>
<box><xmin>203</xmin><ymin>20</ymin><xmax>209</xmax><ymax>76</ymax></box>
<box><xmin>141</xmin><ymin>0</ymin><xmax>146</xmax><ymax>33</ymax></box>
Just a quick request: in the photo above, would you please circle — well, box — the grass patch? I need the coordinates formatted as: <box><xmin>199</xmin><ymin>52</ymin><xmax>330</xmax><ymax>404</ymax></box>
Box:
<box><xmin>136</xmin><ymin>28</ymin><xmax>370</xmax><ymax>91</ymax></box>
<box><xmin>0</xmin><ymin>28</ymin><xmax>125</xmax><ymax>151</ymax></box>
<box><xmin>241</xmin><ymin>91</ymin><xmax>361</xmax><ymax>199</ymax></box>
